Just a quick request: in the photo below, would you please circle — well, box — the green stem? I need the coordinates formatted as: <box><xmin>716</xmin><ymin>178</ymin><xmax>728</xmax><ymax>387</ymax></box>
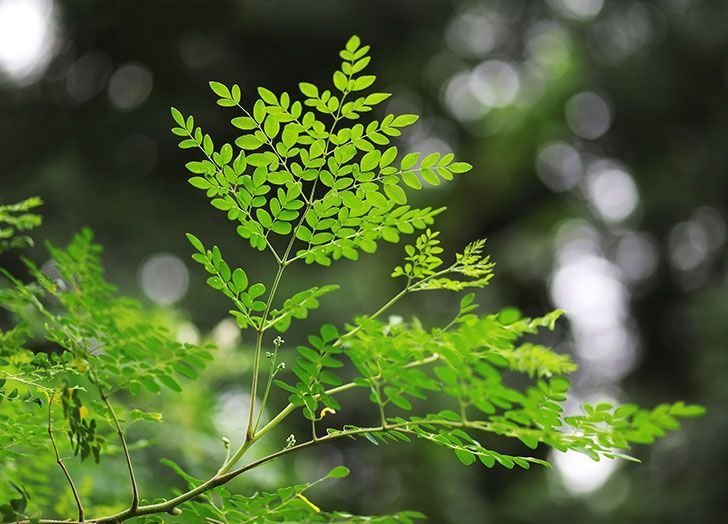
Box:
<box><xmin>253</xmin><ymin>353</ymin><xmax>440</xmax><ymax>441</ymax></box>
<box><xmin>47</xmin><ymin>391</ymin><xmax>85</xmax><ymax>523</ymax></box>
<box><xmin>330</xmin><ymin>264</ymin><xmax>455</xmax><ymax>347</ymax></box>
<box><xmin>253</xmin><ymin>349</ymin><xmax>279</xmax><ymax>434</ymax></box>
<box><xmin>216</xmin><ymin>438</ymin><xmax>254</xmax><ymax>476</ymax></box>
<box><xmin>38</xmin><ymin>418</ymin><xmax>477</xmax><ymax>524</ymax></box>
<box><xmin>246</xmin><ymin>263</ymin><xmax>285</xmax><ymax>441</ymax></box>
<box><xmin>235</xmin><ymin>89</ymin><xmax>351</xmax><ymax>457</ymax></box>
<box><xmin>335</xmin><ymin>286</ymin><xmax>410</xmax><ymax>345</ymax></box>
<box><xmin>374</xmin><ymin>383</ymin><xmax>387</xmax><ymax>429</ymax></box>
<box><xmin>95</xmin><ymin>380</ymin><xmax>139</xmax><ymax>511</ymax></box>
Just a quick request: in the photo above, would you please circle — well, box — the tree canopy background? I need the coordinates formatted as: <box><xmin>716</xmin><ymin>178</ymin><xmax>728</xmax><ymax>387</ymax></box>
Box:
<box><xmin>1</xmin><ymin>0</ymin><xmax>725</xmax><ymax>522</ymax></box>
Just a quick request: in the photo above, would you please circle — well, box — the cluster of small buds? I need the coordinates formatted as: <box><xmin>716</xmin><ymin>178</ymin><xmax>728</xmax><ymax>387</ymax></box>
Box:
<box><xmin>285</xmin><ymin>434</ymin><xmax>296</xmax><ymax>449</ymax></box>
<box><xmin>273</xmin><ymin>336</ymin><xmax>285</xmax><ymax>348</ymax></box>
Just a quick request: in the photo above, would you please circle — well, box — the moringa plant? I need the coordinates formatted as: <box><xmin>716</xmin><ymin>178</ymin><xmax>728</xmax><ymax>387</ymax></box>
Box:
<box><xmin>0</xmin><ymin>36</ymin><xmax>704</xmax><ymax>523</ymax></box>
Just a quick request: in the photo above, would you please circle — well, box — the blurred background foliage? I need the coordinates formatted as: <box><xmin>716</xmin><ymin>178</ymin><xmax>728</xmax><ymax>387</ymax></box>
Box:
<box><xmin>1</xmin><ymin>0</ymin><xmax>726</xmax><ymax>522</ymax></box>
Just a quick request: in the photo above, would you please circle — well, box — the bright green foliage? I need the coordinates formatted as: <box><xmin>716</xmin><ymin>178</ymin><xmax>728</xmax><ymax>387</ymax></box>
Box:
<box><xmin>274</xmin><ymin>323</ymin><xmax>345</xmax><ymax>421</ymax></box>
<box><xmin>0</xmin><ymin>36</ymin><xmax>704</xmax><ymax>524</ymax></box>
<box><xmin>141</xmin><ymin>462</ymin><xmax>424</xmax><ymax>524</ymax></box>
<box><xmin>267</xmin><ymin>285</ymin><xmax>339</xmax><ymax>333</ymax></box>
<box><xmin>0</xmin><ymin>226</ymin><xmax>212</xmax><ymax>521</ymax></box>
<box><xmin>0</xmin><ymin>196</ymin><xmax>42</xmax><ymax>253</ymax></box>
<box><xmin>338</xmin><ymin>307</ymin><xmax>693</xmax><ymax>467</ymax></box>
<box><xmin>186</xmin><ymin>233</ymin><xmax>267</xmax><ymax>330</ymax></box>
<box><xmin>171</xmin><ymin>35</ymin><xmax>458</xmax><ymax>271</ymax></box>
<box><xmin>392</xmin><ymin>233</ymin><xmax>495</xmax><ymax>291</ymax></box>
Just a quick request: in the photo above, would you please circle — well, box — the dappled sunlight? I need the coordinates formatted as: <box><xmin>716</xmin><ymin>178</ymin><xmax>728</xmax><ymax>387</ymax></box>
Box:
<box><xmin>0</xmin><ymin>1</ymin><xmax>721</xmax><ymax>521</ymax></box>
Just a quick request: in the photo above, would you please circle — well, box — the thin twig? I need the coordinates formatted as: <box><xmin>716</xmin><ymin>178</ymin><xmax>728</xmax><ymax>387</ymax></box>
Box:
<box><xmin>96</xmin><ymin>381</ymin><xmax>140</xmax><ymax>511</ymax></box>
<box><xmin>246</xmin><ymin>262</ymin><xmax>285</xmax><ymax>441</ymax></box>
<box><xmin>253</xmin><ymin>344</ymin><xmax>279</xmax><ymax>433</ymax></box>
<box><xmin>47</xmin><ymin>391</ymin><xmax>85</xmax><ymax>522</ymax></box>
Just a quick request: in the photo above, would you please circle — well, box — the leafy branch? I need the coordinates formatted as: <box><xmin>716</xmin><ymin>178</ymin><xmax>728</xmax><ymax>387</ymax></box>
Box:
<box><xmin>0</xmin><ymin>35</ymin><xmax>705</xmax><ymax>524</ymax></box>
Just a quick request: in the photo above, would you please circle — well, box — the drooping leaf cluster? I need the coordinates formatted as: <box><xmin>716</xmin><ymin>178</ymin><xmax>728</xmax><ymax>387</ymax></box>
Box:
<box><xmin>0</xmin><ymin>222</ymin><xmax>212</xmax><ymax>519</ymax></box>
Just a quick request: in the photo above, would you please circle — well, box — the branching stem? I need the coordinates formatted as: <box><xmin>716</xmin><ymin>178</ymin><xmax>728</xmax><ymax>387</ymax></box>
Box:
<box><xmin>253</xmin><ymin>352</ymin><xmax>440</xmax><ymax>441</ymax></box>
<box><xmin>246</xmin><ymin>262</ymin><xmax>285</xmax><ymax>442</ymax></box>
<box><xmin>30</xmin><ymin>417</ymin><xmax>478</xmax><ymax>524</ymax></box>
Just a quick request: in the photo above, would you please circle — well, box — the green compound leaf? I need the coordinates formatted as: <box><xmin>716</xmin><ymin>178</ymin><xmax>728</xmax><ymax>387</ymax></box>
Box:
<box><xmin>172</xmin><ymin>35</ymin><xmax>470</xmax><ymax>271</ymax></box>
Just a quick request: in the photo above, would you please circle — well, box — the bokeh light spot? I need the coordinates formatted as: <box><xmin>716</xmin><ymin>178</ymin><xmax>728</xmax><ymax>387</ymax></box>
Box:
<box><xmin>547</xmin><ymin>0</ymin><xmax>604</xmax><ymax>21</ymax></box>
<box><xmin>108</xmin><ymin>63</ymin><xmax>153</xmax><ymax>111</ymax></box>
<box><xmin>178</xmin><ymin>33</ymin><xmax>223</xmax><ymax>69</ymax></box>
<box><xmin>212</xmin><ymin>318</ymin><xmax>241</xmax><ymax>351</ymax></box>
<box><xmin>445</xmin><ymin>7</ymin><xmax>504</xmax><ymax>59</ymax></box>
<box><xmin>66</xmin><ymin>51</ymin><xmax>112</xmax><ymax>103</ymax></box>
<box><xmin>176</xmin><ymin>321</ymin><xmax>201</xmax><ymax>345</ymax></box>
<box><xmin>139</xmin><ymin>253</ymin><xmax>189</xmax><ymax>305</ymax></box>
<box><xmin>471</xmin><ymin>59</ymin><xmax>521</xmax><ymax>108</ymax></box>
<box><xmin>443</xmin><ymin>70</ymin><xmax>490</xmax><ymax>122</ymax></box>
<box><xmin>536</xmin><ymin>142</ymin><xmax>583</xmax><ymax>192</ymax></box>
<box><xmin>615</xmin><ymin>232</ymin><xmax>659</xmax><ymax>282</ymax></box>
<box><xmin>585</xmin><ymin>161</ymin><xmax>639</xmax><ymax>223</ymax></box>
<box><xmin>525</xmin><ymin>21</ymin><xmax>572</xmax><ymax>75</ymax></box>
<box><xmin>669</xmin><ymin>221</ymin><xmax>709</xmax><ymax>271</ymax></box>
<box><xmin>552</xmin><ymin>449</ymin><xmax>619</xmax><ymax>495</ymax></box>
<box><xmin>0</xmin><ymin>0</ymin><xmax>57</xmax><ymax>85</ymax></box>
<box><xmin>565</xmin><ymin>91</ymin><xmax>612</xmax><ymax>139</ymax></box>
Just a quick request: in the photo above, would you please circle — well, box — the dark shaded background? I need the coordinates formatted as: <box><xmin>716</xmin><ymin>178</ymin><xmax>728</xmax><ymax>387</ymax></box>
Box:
<box><xmin>1</xmin><ymin>0</ymin><xmax>726</xmax><ymax>522</ymax></box>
